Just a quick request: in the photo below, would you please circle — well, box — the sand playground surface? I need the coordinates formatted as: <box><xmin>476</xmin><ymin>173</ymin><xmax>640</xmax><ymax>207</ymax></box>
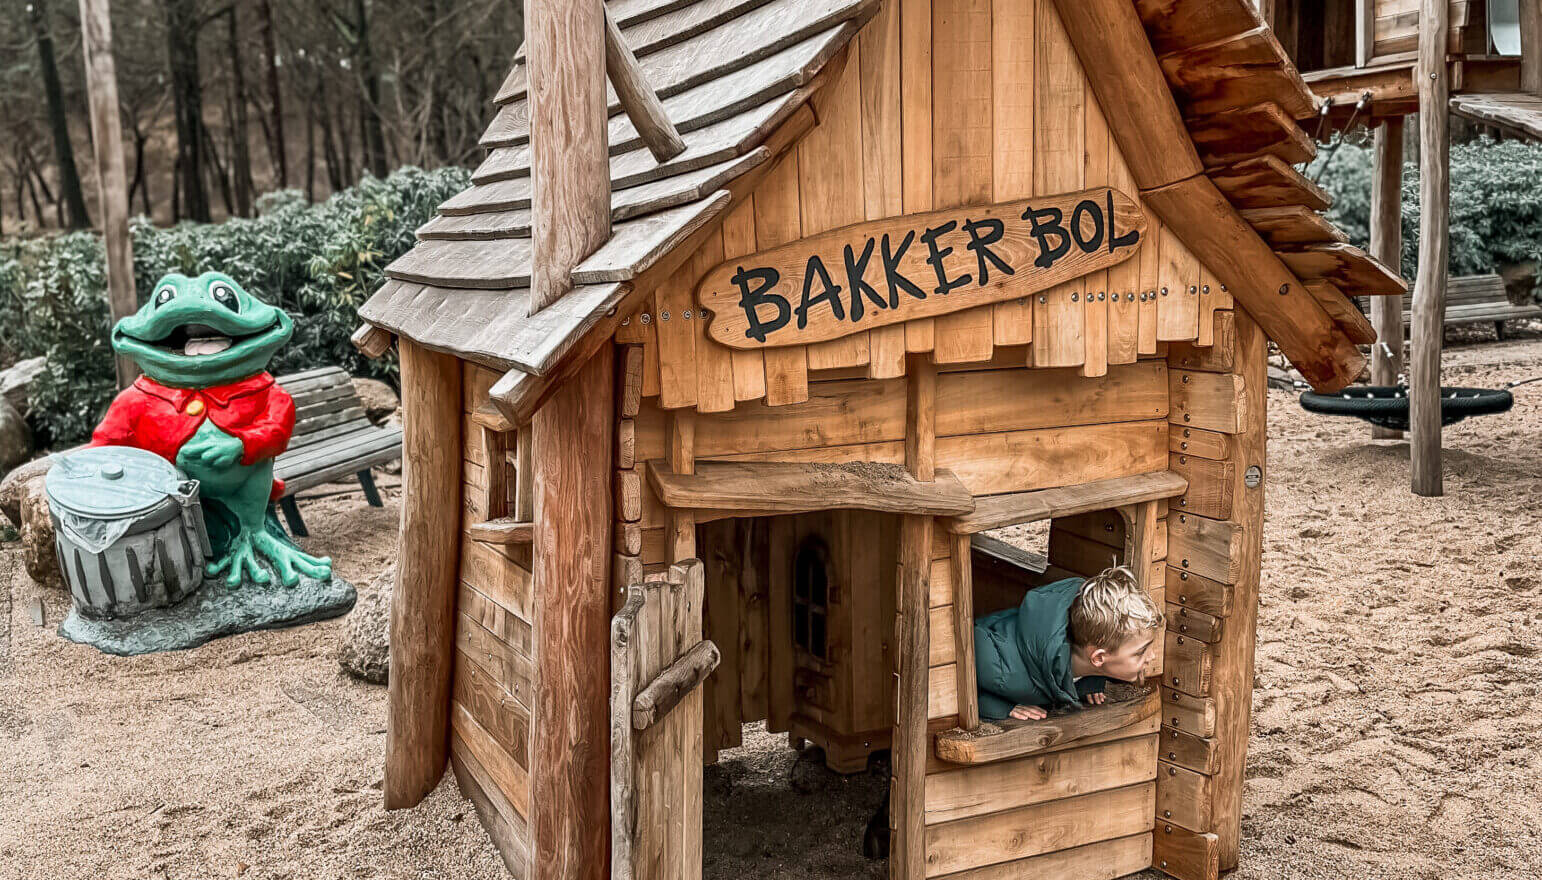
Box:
<box><xmin>3</xmin><ymin>331</ymin><xmax>1541</xmax><ymax>880</ymax></box>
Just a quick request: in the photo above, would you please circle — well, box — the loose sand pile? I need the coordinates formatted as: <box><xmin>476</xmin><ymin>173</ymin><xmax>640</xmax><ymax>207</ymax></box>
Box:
<box><xmin>3</xmin><ymin>330</ymin><xmax>1541</xmax><ymax>879</ymax></box>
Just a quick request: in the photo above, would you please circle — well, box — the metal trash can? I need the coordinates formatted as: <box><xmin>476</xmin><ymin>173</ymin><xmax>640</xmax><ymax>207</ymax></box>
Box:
<box><xmin>46</xmin><ymin>446</ymin><xmax>212</xmax><ymax>619</ymax></box>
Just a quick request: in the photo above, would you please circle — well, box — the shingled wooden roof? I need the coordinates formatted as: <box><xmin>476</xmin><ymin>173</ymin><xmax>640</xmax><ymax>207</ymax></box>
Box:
<box><xmin>360</xmin><ymin>0</ymin><xmax>1404</xmax><ymax>386</ymax></box>
<box><xmin>360</xmin><ymin>0</ymin><xmax>877</xmax><ymax>373</ymax></box>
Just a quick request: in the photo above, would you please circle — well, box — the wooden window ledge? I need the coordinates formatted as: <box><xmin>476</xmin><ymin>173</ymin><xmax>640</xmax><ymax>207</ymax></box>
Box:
<box><xmin>946</xmin><ymin>471</ymin><xmax>1189</xmax><ymax>535</ymax></box>
<box><xmin>468</xmin><ymin>518</ymin><xmax>534</xmax><ymax>545</ymax></box>
<box><xmin>645</xmin><ymin>460</ymin><xmax>975</xmax><ymax>517</ymax></box>
<box><xmin>934</xmin><ymin>687</ymin><xmax>1160</xmax><ymax>765</ymax></box>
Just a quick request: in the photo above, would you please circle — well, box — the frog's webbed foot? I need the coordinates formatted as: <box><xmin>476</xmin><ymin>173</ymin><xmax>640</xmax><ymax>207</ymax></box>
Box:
<box><xmin>250</xmin><ymin>530</ymin><xmax>332</xmax><ymax>587</ymax></box>
<box><xmin>206</xmin><ymin>530</ymin><xmax>272</xmax><ymax>588</ymax></box>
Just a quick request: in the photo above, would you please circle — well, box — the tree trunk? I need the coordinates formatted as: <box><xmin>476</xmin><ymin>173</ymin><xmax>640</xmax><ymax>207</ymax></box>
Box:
<box><xmin>354</xmin><ymin>0</ymin><xmax>389</xmax><ymax>179</ymax></box>
<box><xmin>201</xmin><ymin>120</ymin><xmax>234</xmax><ymax>217</ymax></box>
<box><xmin>258</xmin><ymin>0</ymin><xmax>288</xmax><ymax>187</ymax></box>
<box><xmin>226</xmin><ymin>7</ymin><xmax>254</xmax><ymax>217</ymax></box>
<box><xmin>30</xmin><ymin>0</ymin><xmax>91</xmax><ymax>229</ymax></box>
<box><xmin>304</xmin><ymin>108</ymin><xmax>316</xmax><ymax>201</ymax></box>
<box><xmin>164</xmin><ymin>0</ymin><xmax>210</xmax><ymax>222</ymax></box>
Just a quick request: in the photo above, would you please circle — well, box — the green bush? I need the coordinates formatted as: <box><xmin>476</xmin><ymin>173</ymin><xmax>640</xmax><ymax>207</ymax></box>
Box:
<box><xmin>0</xmin><ymin>166</ymin><xmax>468</xmax><ymax>447</ymax></box>
<box><xmin>1312</xmin><ymin>136</ymin><xmax>1542</xmax><ymax>288</ymax></box>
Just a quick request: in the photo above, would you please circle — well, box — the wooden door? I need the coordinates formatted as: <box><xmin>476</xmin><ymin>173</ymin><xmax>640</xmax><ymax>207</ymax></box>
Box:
<box><xmin>611</xmin><ymin>560</ymin><xmax>719</xmax><ymax>880</ymax></box>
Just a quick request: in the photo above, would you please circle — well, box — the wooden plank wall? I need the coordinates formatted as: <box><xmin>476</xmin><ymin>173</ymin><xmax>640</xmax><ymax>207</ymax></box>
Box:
<box><xmin>618</xmin><ymin>0</ymin><xmax>1217</xmax><ymax>409</ymax></box>
<box><xmin>451</xmin><ymin>360</ymin><xmax>534</xmax><ymax>876</ymax></box>
<box><xmin>1369</xmin><ymin>0</ymin><xmax>1479</xmax><ymax>57</ymax></box>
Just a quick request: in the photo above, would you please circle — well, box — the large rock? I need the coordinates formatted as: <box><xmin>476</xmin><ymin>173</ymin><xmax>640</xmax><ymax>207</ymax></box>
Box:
<box><xmin>0</xmin><ymin>398</ymin><xmax>34</xmax><ymax>475</ymax></box>
<box><xmin>337</xmin><ymin>563</ymin><xmax>394</xmax><ymax>684</ymax></box>
<box><xmin>1</xmin><ymin>453</ymin><xmax>64</xmax><ymax>590</ymax></box>
<box><xmin>0</xmin><ymin>356</ymin><xmax>45</xmax><ymax>414</ymax></box>
<box><xmin>0</xmin><ymin>453</ymin><xmax>56</xmax><ymax>528</ymax></box>
<box><xmin>18</xmin><ymin>483</ymin><xmax>63</xmax><ymax>591</ymax></box>
<box><xmin>351</xmin><ymin>377</ymin><xmax>400</xmax><ymax>426</ymax></box>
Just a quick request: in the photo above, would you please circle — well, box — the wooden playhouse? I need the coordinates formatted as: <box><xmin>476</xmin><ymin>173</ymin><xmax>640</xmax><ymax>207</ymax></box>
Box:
<box><xmin>353</xmin><ymin>0</ymin><xmax>1406</xmax><ymax>878</ymax></box>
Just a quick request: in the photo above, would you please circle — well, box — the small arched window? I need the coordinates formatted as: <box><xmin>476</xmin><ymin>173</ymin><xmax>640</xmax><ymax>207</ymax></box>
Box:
<box><xmin>792</xmin><ymin>536</ymin><xmax>830</xmax><ymax>661</ymax></box>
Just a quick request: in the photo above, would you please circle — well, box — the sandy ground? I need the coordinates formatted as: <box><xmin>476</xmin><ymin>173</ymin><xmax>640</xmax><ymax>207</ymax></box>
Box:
<box><xmin>3</xmin><ymin>325</ymin><xmax>1542</xmax><ymax>879</ymax></box>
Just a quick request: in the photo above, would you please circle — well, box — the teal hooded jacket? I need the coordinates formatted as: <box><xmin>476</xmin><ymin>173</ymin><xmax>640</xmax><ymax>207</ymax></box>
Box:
<box><xmin>973</xmin><ymin>578</ymin><xmax>1108</xmax><ymax>722</ymax></box>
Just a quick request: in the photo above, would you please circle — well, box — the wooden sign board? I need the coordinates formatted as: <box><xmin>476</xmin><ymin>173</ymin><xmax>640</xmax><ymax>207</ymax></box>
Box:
<box><xmin>698</xmin><ymin>187</ymin><xmax>1146</xmax><ymax>349</ymax></box>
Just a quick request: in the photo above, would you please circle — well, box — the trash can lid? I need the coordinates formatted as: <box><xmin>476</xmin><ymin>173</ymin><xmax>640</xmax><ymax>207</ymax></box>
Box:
<box><xmin>46</xmin><ymin>446</ymin><xmax>187</xmax><ymax>519</ymax></box>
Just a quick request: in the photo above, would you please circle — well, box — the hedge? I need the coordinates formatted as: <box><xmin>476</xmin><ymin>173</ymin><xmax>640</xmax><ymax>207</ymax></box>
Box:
<box><xmin>1313</xmin><ymin>135</ymin><xmax>1542</xmax><ymax>286</ymax></box>
<box><xmin>0</xmin><ymin>166</ymin><xmax>468</xmax><ymax>447</ymax></box>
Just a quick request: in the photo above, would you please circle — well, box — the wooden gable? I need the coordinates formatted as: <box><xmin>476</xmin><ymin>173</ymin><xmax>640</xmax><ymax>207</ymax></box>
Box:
<box><xmin>620</xmin><ymin>0</ymin><xmax>1248</xmax><ymax>412</ymax></box>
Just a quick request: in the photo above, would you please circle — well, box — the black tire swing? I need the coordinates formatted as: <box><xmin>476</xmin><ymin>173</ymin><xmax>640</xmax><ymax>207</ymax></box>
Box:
<box><xmin>1299</xmin><ymin>385</ymin><xmax>1514</xmax><ymax>432</ymax></box>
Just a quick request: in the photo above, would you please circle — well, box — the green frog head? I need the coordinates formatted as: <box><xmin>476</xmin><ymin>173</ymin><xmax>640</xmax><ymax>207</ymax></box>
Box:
<box><xmin>112</xmin><ymin>272</ymin><xmax>293</xmax><ymax>388</ymax></box>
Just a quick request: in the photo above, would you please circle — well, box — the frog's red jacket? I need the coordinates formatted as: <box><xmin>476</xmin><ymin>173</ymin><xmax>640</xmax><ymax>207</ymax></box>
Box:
<box><xmin>88</xmin><ymin>372</ymin><xmax>293</xmax><ymax>499</ymax></box>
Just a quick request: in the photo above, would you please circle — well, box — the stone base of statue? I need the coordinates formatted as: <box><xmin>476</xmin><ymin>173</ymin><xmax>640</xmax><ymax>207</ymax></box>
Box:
<box><xmin>59</xmin><ymin>571</ymin><xmax>356</xmax><ymax>656</ymax></box>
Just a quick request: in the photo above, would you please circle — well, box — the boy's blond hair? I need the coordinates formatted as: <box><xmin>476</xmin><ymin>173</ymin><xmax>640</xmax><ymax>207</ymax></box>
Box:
<box><xmin>1068</xmin><ymin>566</ymin><xmax>1164</xmax><ymax>651</ymax></box>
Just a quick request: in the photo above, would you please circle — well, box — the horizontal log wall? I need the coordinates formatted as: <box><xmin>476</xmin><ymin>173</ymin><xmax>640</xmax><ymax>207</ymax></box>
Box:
<box><xmin>613</xmin><ymin>0</ymin><xmax>1221</xmax><ymax>410</ymax></box>
<box><xmin>452</xmin><ymin>361</ymin><xmax>533</xmax><ymax>876</ymax></box>
<box><xmin>1154</xmin><ymin>307</ymin><xmax>1263</xmax><ymax>880</ymax></box>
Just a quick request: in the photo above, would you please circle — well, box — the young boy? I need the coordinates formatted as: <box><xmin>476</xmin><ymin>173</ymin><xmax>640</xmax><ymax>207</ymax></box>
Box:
<box><xmin>863</xmin><ymin>566</ymin><xmax>1161</xmax><ymax>858</ymax></box>
<box><xmin>973</xmin><ymin>565</ymin><xmax>1162</xmax><ymax>722</ymax></box>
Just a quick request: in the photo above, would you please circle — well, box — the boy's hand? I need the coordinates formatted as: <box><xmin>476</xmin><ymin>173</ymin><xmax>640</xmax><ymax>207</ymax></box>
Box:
<box><xmin>1084</xmin><ymin>693</ymin><xmax>1106</xmax><ymax>706</ymax></box>
<box><xmin>1009</xmin><ymin>704</ymin><xmax>1047</xmax><ymax>721</ymax></box>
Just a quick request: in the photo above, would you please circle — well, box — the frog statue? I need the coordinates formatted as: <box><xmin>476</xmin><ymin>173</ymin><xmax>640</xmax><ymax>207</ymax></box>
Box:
<box><xmin>89</xmin><ymin>271</ymin><xmax>333</xmax><ymax>588</ymax></box>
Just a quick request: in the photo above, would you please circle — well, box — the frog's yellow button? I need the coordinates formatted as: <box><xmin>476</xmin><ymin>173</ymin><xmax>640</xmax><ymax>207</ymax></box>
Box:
<box><xmin>185</xmin><ymin>399</ymin><xmax>205</xmax><ymax>416</ymax></box>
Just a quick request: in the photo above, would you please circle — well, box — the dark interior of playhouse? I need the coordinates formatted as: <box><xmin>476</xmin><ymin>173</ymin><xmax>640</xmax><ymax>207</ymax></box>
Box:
<box><xmin>686</xmin><ymin>505</ymin><xmax>1147</xmax><ymax>875</ymax></box>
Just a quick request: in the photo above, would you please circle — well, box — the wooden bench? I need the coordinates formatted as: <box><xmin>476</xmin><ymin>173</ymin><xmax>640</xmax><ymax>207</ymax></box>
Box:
<box><xmin>1373</xmin><ymin>274</ymin><xmax>1542</xmax><ymax>339</ymax></box>
<box><xmin>272</xmin><ymin>366</ymin><xmax>403</xmax><ymax>537</ymax></box>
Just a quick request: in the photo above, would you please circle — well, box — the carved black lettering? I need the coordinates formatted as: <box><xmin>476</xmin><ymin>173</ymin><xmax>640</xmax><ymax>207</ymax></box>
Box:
<box><xmin>1107</xmin><ymin>189</ymin><xmax>1140</xmax><ymax>252</ymax></box>
<box><xmin>962</xmin><ymin>217</ymin><xmax>1015</xmax><ymax>286</ymax></box>
<box><xmin>732</xmin><ymin>265</ymin><xmax>789</xmax><ymax>343</ymax></box>
<box><xmin>1071</xmin><ymin>200</ymin><xmax>1105</xmax><ymax>253</ymax></box>
<box><xmin>795</xmin><ymin>254</ymin><xmax>845</xmax><ymax>328</ymax></box>
<box><xmin>920</xmin><ymin>220</ymin><xmax>972</xmax><ymax>296</ymax></box>
<box><xmin>844</xmin><ymin>238</ymin><xmax>886</xmax><ymax>321</ymax></box>
<box><xmin>1023</xmin><ymin>205</ymin><xmax>1072</xmax><ymax>268</ymax></box>
<box><xmin>880</xmin><ymin>231</ymin><xmax>927</xmax><ymax>303</ymax></box>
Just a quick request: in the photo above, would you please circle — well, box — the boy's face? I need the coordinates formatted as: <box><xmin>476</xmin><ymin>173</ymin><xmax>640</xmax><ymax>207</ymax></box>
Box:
<box><xmin>1088</xmin><ymin>629</ymin><xmax>1159</xmax><ymax>684</ymax></box>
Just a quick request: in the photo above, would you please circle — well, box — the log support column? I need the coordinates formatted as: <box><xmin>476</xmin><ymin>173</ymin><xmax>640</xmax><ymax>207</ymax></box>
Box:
<box><xmin>532</xmin><ymin>346</ymin><xmax>615</xmax><ymax>880</ymax></box>
<box><xmin>1369</xmin><ymin>118</ymin><xmax>1405</xmax><ymax>440</ymax></box>
<box><xmin>385</xmin><ymin>342</ymin><xmax>464</xmax><ymax>808</ymax></box>
<box><xmin>893</xmin><ymin>354</ymin><xmax>936</xmax><ymax>880</ymax></box>
<box><xmin>1410</xmin><ymin>0</ymin><xmax>1450</xmax><ymax>495</ymax></box>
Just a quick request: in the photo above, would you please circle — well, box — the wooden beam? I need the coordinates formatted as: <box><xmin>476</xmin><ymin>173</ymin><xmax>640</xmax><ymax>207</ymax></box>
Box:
<box><xmin>631</xmin><ymin>639</ymin><xmax>721</xmax><ymax>731</ymax></box>
<box><xmin>949</xmin><ymin>532</ymin><xmax>978</xmax><ymax>730</ymax></box>
<box><xmin>603</xmin><ymin>6</ymin><xmax>686</xmax><ymax>163</ymax></box>
<box><xmin>1522</xmin><ymin>0</ymin><xmax>1542</xmax><ymax>95</ymax></box>
<box><xmin>1369</xmin><ymin>117</ymin><xmax>1405</xmax><ymax>439</ymax></box>
<box><xmin>1047</xmin><ymin>0</ymin><xmax>1205</xmax><ymax>190</ymax></box>
<box><xmin>934</xmin><ymin>688</ymin><xmax>1160</xmax><ymax>764</ymax></box>
<box><xmin>948</xmin><ymin>471</ymin><xmax>1189</xmax><ymax>534</ymax></box>
<box><xmin>78</xmin><ymin>0</ymin><xmax>137</xmax><ymax>389</ymax></box>
<box><xmin>351</xmin><ymin>322</ymin><xmax>394</xmax><ymax>359</ymax></box>
<box><xmin>530</xmin><ymin>346</ymin><xmax>614</xmax><ymax>880</ymax></box>
<box><xmin>385</xmin><ymin>342</ymin><xmax>464</xmax><ymax>808</ymax></box>
<box><xmin>527</xmin><ymin>0</ymin><xmax>611</xmax><ymax>314</ymax></box>
<box><xmin>892</xmin><ymin>514</ymin><xmax>931</xmax><ymax>880</ymax></box>
<box><xmin>1411</xmin><ymin>0</ymin><xmax>1449</xmax><ymax>496</ymax></box>
<box><xmin>468</xmin><ymin>519</ymin><xmax>535</xmax><ymax>545</ymax></box>
<box><xmin>645</xmin><ymin>459</ymin><xmax>975</xmax><ymax>516</ymax></box>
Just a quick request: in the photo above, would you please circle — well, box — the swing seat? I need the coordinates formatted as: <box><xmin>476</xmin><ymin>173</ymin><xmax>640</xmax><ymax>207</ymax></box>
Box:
<box><xmin>1299</xmin><ymin>385</ymin><xmax>1513</xmax><ymax>432</ymax></box>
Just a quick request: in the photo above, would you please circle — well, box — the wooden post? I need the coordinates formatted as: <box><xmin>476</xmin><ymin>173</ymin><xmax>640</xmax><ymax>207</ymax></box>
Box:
<box><xmin>1410</xmin><ymin>0</ymin><xmax>1449</xmax><ymax>496</ymax></box>
<box><xmin>1369</xmin><ymin>118</ymin><xmax>1405</xmax><ymax>440</ymax></box>
<box><xmin>77</xmin><ymin>0</ymin><xmax>137</xmax><ymax>389</ymax></box>
<box><xmin>603</xmin><ymin>7</ymin><xmax>685</xmax><ymax>163</ymax></box>
<box><xmin>528</xmin><ymin>0</ymin><xmax>612</xmax><ymax>314</ymax></box>
<box><xmin>892</xmin><ymin>352</ymin><xmax>935</xmax><ymax>880</ymax></box>
<box><xmin>385</xmin><ymin>342</ymin><xmax>464</xmax><ymax>808</ymax></box>
<box><xmin>531</xmin><ymin>346</ymin><xmax>614</xmax><ymax>880</ymax></box>
<box><xmin>1521</xmin><ymin>0</ymin><xmax>1542</xmax><ymax>95</ymax></box>
<box><xmin>1207</xmin><ymin>311</ymin><xmax>1268</xmax><ymax>870</ymax></box>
